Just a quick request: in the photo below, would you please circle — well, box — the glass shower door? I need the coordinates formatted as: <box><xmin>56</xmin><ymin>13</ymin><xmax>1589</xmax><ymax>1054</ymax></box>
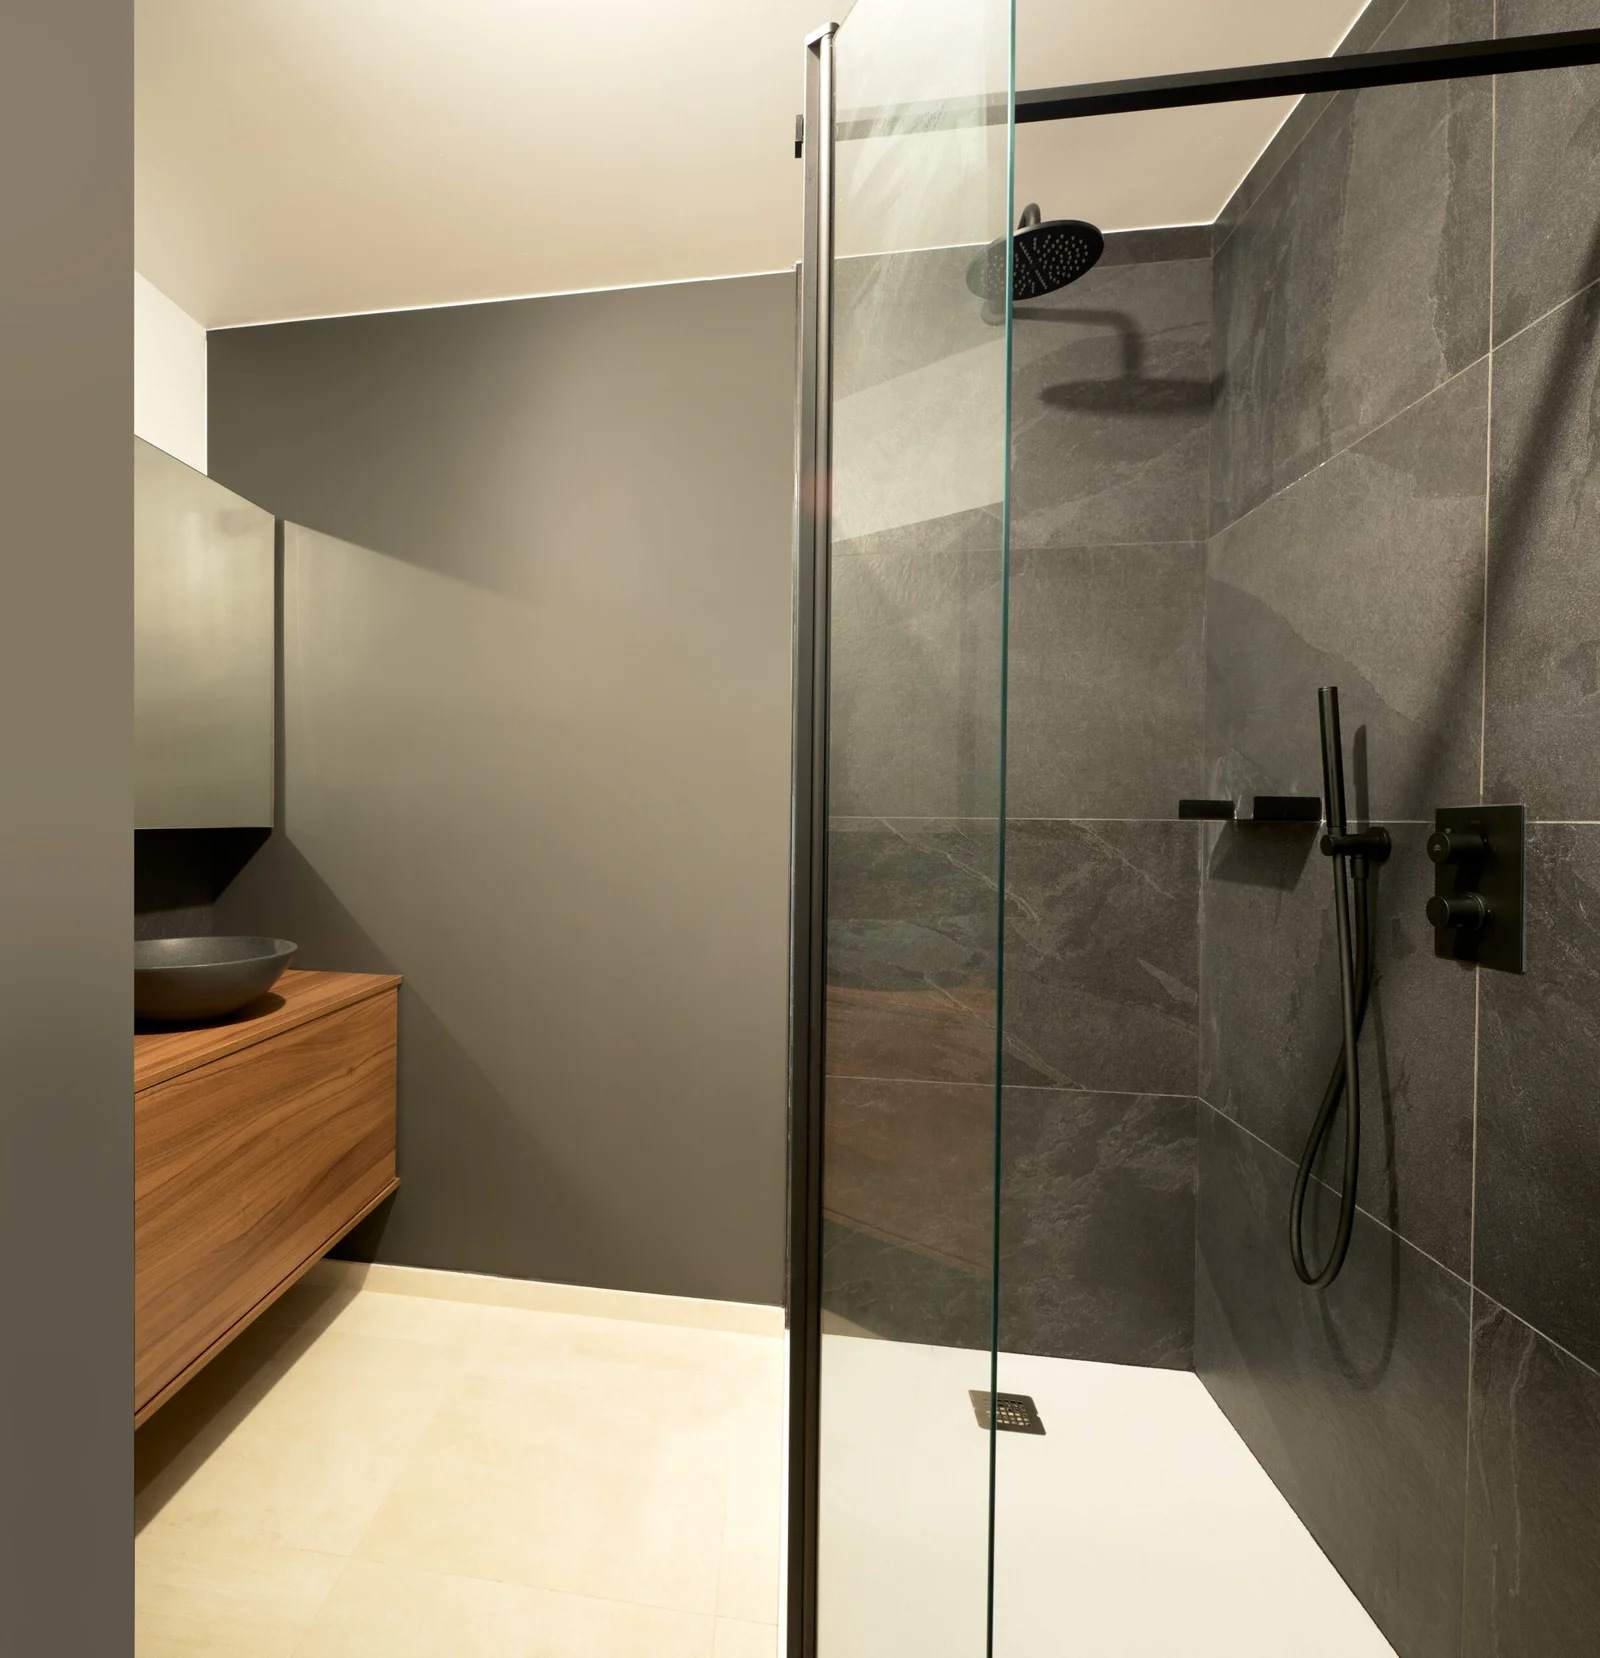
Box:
<box><xmin>796</xmin><ymin>2</ymin><xmax>1016</xmax><ymax>1653</ymax></box>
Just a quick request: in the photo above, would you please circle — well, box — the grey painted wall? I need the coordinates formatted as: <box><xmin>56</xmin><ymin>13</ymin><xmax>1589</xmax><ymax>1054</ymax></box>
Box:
<box><xmin>0</xmin><ymin>2</ymin><xmax>133</xmax><ymax>1652</ymax></box>
<box><xmin>208</xmin><ymin>273</ymin><xmax>796</xmax><ymax>1307</ymax></box>
<box><xmin>1198</xmin><ymin>1</ymin><xmax>1600</xmax><ymax>1654</ymax></box>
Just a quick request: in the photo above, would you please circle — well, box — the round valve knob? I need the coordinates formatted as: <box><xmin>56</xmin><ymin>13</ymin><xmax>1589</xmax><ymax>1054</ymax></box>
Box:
<box><xmin>1427</xmin><ymin>827</ymin><xmax>1487</xmax><ymax>865</ymax></box>
<box><xmin>1427</xmin><ymin>893</ymin><xmax>1488</xmax><ymax>932</ymax></box>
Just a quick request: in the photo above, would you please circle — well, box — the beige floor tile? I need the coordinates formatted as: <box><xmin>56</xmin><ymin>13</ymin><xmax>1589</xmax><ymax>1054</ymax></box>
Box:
<box><xmin>295</xmin><ymin>1287</ymin><xmax>500</xmax><ymax>1350</ymax></box>
<box><xmin>716</xmin><ymin>1349</ymin><xmax>784</xmax><ymax>1624</ymax></box>
<box><xmin>135</xmin><ymin>1530</ymin><xmax>344</xmax><ymax>1658</ymax></box>
<box><xmin>356</xmin><ymin>1351</ymin><xmax>730</xmax><ymax>1614</ymax></box>
<box><xmin>476</xmin><ymin>1306</ymin><xmax>767</xmax><ymax>1388</ymax></box>
<box><xmin>292</xmin><ymin>1559</ymin><xmax>715</xmax><ymax>1658</ymax></box>
<box><xmin>712</xmin><ymin>1618</ymin><xmax>779</xmax><ymax>1658</ymax></box>
<box><xmin>137</xmin><ymin>1321</ymin><xmax>307</xmax><ymax>1533</ymax></box>
<box><xmin>144</xmin><ymin>1329</ymin><xmax>469</xmax><ymax>1555</ymax></box>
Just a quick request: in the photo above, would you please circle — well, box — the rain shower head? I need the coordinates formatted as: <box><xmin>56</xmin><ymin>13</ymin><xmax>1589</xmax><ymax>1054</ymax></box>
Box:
<box><xmin>967</xmin><ymin>204</ymin><xmax>1105</xmax><ymax>307</ymax></box>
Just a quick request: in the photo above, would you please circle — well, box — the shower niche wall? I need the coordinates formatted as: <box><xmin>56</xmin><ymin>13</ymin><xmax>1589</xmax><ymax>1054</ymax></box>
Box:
<box><xmin>793</xmin><ymin>4</ymin><xmax>1600</xmax><ymax>1657</ymax></box>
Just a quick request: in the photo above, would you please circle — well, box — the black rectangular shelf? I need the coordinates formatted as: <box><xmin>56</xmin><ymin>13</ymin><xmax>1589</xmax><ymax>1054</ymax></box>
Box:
<box><xmin>1179</xmin><ymin>796</ymin><xmax>1322</xmax><ymax>824</ymax></box>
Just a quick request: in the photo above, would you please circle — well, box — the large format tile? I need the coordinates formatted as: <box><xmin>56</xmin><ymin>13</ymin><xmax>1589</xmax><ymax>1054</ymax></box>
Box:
<box><xmin>1009</xmin><ymin>254</ymin><xmax>1213</xmax><ymax>549</ymax></box>
<box><xmin>820</xmin><ymin>1077</ymin><xmax>992</xmax><ymax>1350</ymax></box>
<box><xmin>826</xmin><ymin>818</ymin><xmax>999</xmax><ymax>1086</ymax></box>
<box><xmin>1005</xmin><ymin>544</ymin><xmax>1205</xmax><ymax>820</ymax></box>
<box><xmin>1200</xmin><ymin>821</ymin><xmax>1477</xmax><ymax>1274</ymax></box>
<box><xmin>822</xmin><ymin>1077</ymin><xmax>994</xmax><ymax>1279</ymax></box>
<box><xmin>716</xmin><ymin>1338</ymin><xmax>785</xmax><ymax>1626</ymax></box>
<box><xmin>1475</xmin><ymin>824</ymin><xmax>1600</xmax><ymax>1373</ymax></box>
<box><xmin>293</xmin><ymin>1558</ymin><xmax>715</xmax><ymax>1658</ymax></box>
<box><xmin>1195</xmin><ymin>1108</ymin><xmax>1471</xmax><ymax>1658</ymax></box>
<box><xmin>832</xmin><ymin>505</ymin><xmax>1000</xmax><ymax>562</ymax></box>
<box><xmin>1462</xmin><ymin>1297</ymin><xmax>1600</xmax><ymax>1658</ymax></box>
<box><xmin>1210</xmin><ymin>0</ymin><xmax>1493</xmax><ymax>530</ymax></box>
<box><xmin>1492</xmin><ymin>0</ymin><xmax>1600</xmax><ymax>343</ymax></box>
<box><xmin>140</xmin><ymin>1327</ymin><xmax>469</xmax><ymax>1556</ymax></box>
<box><xmin>355</xmin><ymin>1338</ymin><xmax>730</xmax><ymax>1614</ymax></box>
<box><xmin>819</xmin><ymin>1217</ymin><xmax>991</xmax><ymax>1352</ymax></box>
<box><xmin>713</xmin><ymin>1620</ymin><xmax>778</xmax><ymax>1658</ymax></box>
<box><xmin>1001</xmin><ymin>819</ymin><xmax>1200</xmax><ymax>1096</ymax></box>
<box><xmin>998</xmin><ymin>1090</ymin><xmax>1195</xmax><ymax>1368</ymax></box>
<box><xmin>1206</xmin><ymin>360</ymin><xmax>1489</xmax><ymax>822</ymax></box>
<box><xmin>1484</xmin><ymin>284</ymin><xmax>1600</xmax><ymax>817</ymax></box>
<box><xmin>829</xmin><ymin>549</ymin><xmax>1003</xmax><ymax>819</ymax></box>
<box><xmin>834</xmin><ymin>245</ymin><xmax>998</xmax><ymax>404</ymax></box>
<box><xmin>135</xmin><ymin>1531</ymin><xmax>344</xmax><ymax>1658</ymax></box>
<box><xmin>1210</xmin><ymin>0</ymin><xmax>1413</xmax><ymax>252</ymax></box>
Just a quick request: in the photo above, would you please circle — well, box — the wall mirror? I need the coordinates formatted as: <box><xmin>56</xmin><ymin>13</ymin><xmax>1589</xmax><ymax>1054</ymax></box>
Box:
<box><xmin>134</xmin><ymin>436</ymin><xmax>275</xmax><ymax>829</ymax></box>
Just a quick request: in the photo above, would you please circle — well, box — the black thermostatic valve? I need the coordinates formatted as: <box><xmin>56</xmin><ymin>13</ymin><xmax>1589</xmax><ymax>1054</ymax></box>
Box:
<box><xmin>1427</xmin><ymin>804</ymin><xmax>1525</xmax><ymax>973</ymax></box>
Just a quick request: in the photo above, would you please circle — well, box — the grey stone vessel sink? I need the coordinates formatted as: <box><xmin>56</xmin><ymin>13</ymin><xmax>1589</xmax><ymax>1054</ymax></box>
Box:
<box><xmin>134</xmin><ymin>936</ymin><xmax>297</xmax><ymax>1023</ymax></box>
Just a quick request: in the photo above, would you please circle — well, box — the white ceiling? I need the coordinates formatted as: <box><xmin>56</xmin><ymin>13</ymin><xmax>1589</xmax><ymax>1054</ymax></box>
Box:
<box><xmin>136</xmin><ymin>0</ymin><xmax>1374</xmax><ymax>329</ymax></box>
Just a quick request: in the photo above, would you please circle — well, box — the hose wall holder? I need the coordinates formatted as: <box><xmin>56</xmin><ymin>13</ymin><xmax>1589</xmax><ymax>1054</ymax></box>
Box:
<box><xmin>1427</xmin><ymin>804</ymin><xmax>1526</xmax><ymax>973</ymax></box>
<box><xmin>1319</xmin><ymin>826</ymin><xmax>1392</xmax><ymax>865</ymax></box>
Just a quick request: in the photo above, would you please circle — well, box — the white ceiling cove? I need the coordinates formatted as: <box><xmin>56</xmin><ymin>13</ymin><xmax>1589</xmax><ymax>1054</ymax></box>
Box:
<box><xmin>137</xmin><ymin>0</ymin><xmax>1376</xmax><ymax>328</ymax></box>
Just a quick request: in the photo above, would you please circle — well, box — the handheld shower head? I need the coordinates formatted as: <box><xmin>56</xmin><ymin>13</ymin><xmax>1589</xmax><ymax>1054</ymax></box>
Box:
<box><xmin>967</xmin><ymin>204</ymin><xmax>1105</xmax><ymax>308</ymax></box>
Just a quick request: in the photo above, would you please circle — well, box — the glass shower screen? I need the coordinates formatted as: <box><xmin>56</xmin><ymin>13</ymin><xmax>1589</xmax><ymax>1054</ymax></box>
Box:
<box><xmin>803</xmin><ymin>1</ymin><xmax>1015</xmax><ymax>1653</ymax></box>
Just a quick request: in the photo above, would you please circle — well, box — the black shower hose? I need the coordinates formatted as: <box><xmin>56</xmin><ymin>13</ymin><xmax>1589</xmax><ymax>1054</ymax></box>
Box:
<box><xmin>1289</xmin><ymin>853</ymin><xmax>1372</xmax><ymax>1289</ymax></box>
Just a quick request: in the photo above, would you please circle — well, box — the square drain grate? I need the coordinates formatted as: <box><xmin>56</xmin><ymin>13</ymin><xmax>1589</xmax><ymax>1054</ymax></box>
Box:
<box><xmin>969</xmin><ymin>1389</ymin><xmax>1045</xmax><ymax>1435</ymax></box>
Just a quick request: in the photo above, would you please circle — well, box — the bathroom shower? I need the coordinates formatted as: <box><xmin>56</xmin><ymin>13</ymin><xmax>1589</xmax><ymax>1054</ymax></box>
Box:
<box><xmin>795</xmin><ymin>11</ymin><xmax>1600</xmax><ymax>1655</ymax></box>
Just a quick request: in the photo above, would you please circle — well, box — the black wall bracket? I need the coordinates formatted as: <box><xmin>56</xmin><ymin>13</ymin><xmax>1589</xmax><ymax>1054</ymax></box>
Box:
<box><xmin>1427</xmin><ymin>804</ymin><xmax>1525</xmax><ymax>973</ymax></box>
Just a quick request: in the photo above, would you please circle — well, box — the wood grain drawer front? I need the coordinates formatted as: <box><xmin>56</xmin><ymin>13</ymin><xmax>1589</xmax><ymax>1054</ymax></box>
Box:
<box><xmin>135</xmin><ymin>989</ymin><xmax>397</xmax><ymax>1413</ymax></box>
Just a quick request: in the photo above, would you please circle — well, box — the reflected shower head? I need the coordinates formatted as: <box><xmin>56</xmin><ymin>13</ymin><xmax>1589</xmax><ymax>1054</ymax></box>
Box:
<box><xmin>967</xmin><ymin>204</ymin><xmax>1105</xmax><ymax>307</ymax></box>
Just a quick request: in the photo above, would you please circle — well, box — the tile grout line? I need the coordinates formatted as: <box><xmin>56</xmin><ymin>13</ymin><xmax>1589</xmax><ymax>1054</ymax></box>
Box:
<box><xmin>1490</xmin><ymin>259</ymin><xmax>1600</xmax><ymax>360</ymax></box>
<box><xmin>1211</xmin><ymin>0</ymin><xmax>1416</xmax><ymax>263</ymax></box>
<box><xmin>1478</xmin><ymin>1288</ymin><xmax>1600</xmax><ymax>1384</ymax></box>
<box><xmin>1461</xmin><ymin>59</ymin><xmax>1496</xmax><ymax>1640</ymax></box>
<box><xmin>1194</xmin><ymin>1094</ymin><xmax>1471</xmax><ymax>1292</ymax></box>
<box><xmin>1213</xmin><ymin>350</ymin><xmax>1492</xmax><ymax>546</ymax></box>
<box><xmin>325</xmin><ymin>1295</ymin><xmax>487</xmax><ymax>1576</ymax></box>
<box><xmin>825</xmin><ymin>1074</ymin><xmax>1195</xmax><ymax>1104</ymax></box>
<box><xmin>1480</xmin><ymin>57</ymin><xmax>1495</xmax><ymax>814</ymax></box>
<box><xmin>283</xmin><ymin>1554</ymin><xmax>358</xmax><ymax>1658</ymax></box>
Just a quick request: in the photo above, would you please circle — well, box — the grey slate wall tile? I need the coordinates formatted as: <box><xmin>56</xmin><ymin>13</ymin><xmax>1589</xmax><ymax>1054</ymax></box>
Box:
<box><xmin>820</xmin><ymin>1076</ymin><xmax>994</xmax><ymax>1350</ymax></box>
<box><xmin>1492</xmin><ymin>0</ymin><xmax>1600</xmax><ymax>343</ymax></box>
<box><xmin>1210</xmin><ymin>0</ymin><xmax>1493</xmax><ymax>531</ymax></box>
<box><xmin>999</xmin><ymin>1089</ymin><xmax>1195</xmax><ymax>1368</ymax></box>
<box><xmin>1195</xmin><ymin>1107</ymin><xmax>1470</xmax><ymax>1658</ymax></box>
<box><xmin>1206</xmin><ymin>360</ymin><xmax>1489</xmax><ymax>823</ymax></box>
<box><xmin>834</xmin><ymin>244</ymin><xmax>997</xmax><ymax>403</ymax></box>
<box><xmin>820</xmin><ymin>1222</ymin><xmax>991</xmax><ymax>1351</ymax></box>
<box><xmin>1484</xmin><ymin>283</ymin><xmax>1600</xmax><ymax>818</ymax></box>
<box><xmin>1201</xmin><ymin>822</ymin><xmax>1477</xmax><ymax>1275</ymax></box>
<box><xmin>1210</xmin><ymin>0</ymin><xmax>1414</xmax><ymax>252</ymax></box>
<box><xmin>1463</xmin><ymin>1296</ymin><xmax>1600</xmax><ymax>1658</ymax></box>
<box><xmin>1009</xmin><ymin>255</ymin><xmax>1213</xmax><ymax>549</ymax></box>
<box><xmin>1475</xmin><ymin>824</ymin><xmax>1600</xmax><ymax>1374</ymax></box>
<box><xmin>1005</xmin><ymin>544</ymin><xmax>1205</xmax><ymax>820</ymax></box>
<box><xmin>1191</xmin><ymin>9</ymin><xmax>1600</xmax><ymax>1654</ymax></box>
<box><xmin>1001</xmin><ymin>819</ymin><xmax>1200</xmax><ymax>1096</ymax></box>
<box><xmin>826</xmin><ymin>817</ymin><xmax>999</xmax><ymax>1087</ymax></box>
<box><xmin>829</xmin><ymin>548</ymin><xmax>1004</xmax><ymax>820</ymax></box>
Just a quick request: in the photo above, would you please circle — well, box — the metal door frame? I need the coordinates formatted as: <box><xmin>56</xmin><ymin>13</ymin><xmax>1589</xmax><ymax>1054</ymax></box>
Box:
<box><xmin>784</xmin><ymin>24</ymin><xmax>836</xmax><ymax>1658</ymax></box>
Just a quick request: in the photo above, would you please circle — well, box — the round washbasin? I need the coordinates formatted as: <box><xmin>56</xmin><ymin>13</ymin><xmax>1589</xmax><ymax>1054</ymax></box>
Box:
<box><xmin>135</xmin><ymin>936</ymin><xmax>298</xmax><ymax>1023</ymax></box>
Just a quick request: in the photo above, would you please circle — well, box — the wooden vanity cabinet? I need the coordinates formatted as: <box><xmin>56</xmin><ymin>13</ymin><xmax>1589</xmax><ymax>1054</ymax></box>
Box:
<box><xmin>134</xmin><ymin>970</ymin><xmax>400</xmax><ymax>1424</ymax></box>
